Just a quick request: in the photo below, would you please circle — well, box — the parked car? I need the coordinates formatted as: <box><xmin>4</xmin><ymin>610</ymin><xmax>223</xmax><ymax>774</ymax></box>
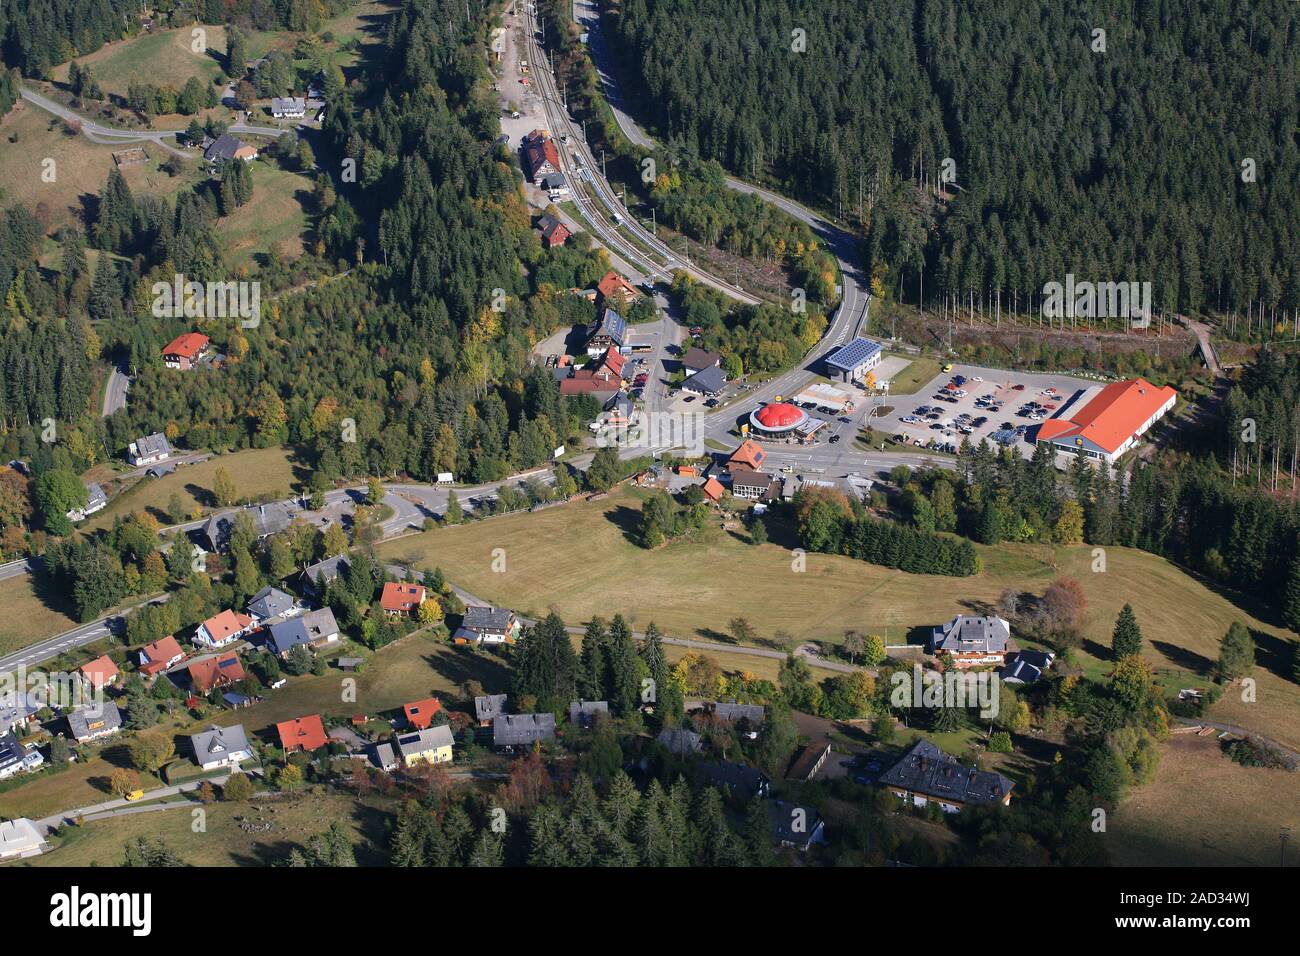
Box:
<box><xmin>829</xmin><ymin>434</ymin><xmax>841</xmax><ymax>443</ymax></box>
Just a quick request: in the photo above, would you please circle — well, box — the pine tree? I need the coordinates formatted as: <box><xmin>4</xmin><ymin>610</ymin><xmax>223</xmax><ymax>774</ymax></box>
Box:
<box><xmin>1111</xmin><ymin>603</ymin><xmax>1143</xmax><ymax>658</ymax></box>
<box><xmin>578</xmin><ymin>617</ymin><xmax>608</xmax><ymax>700</ymax></box>
<box><xmin>1215</xmin><ymin>621</ymin><xmax>1255</xmax><ymax>681</ymax></box>
<box><xmin>1281</xmin><ymin>556</ymin><xmax>1300</xmax><ymax>633</ymax></box>
<box><xmin>607</xmin><ymin>614</ymin><xmax>640</xmax><ymax>715</ymax></box>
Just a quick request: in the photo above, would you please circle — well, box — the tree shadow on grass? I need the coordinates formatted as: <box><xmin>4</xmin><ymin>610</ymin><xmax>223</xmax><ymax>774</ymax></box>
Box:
<box><xmin>603</xmin><ymin>504</ymin><xmax>642</xmax><ymax>545</ymax></box>
<box><xmin>1151</xmin><ymin>640</ymin><xmax>1214</xmax><ymax>675</ymax></box>
<box><xmin>1251</xmin><ymin>627</ymin><xmax>1297</xmax><ymax>682</ymax></box>
<box><xmin>423</xmin><ymin>651</ymin><xmax>511</xmax><ymax>702</ymax></box>
<box><xmin>185</xmin><ymin>482</ymin><xmax>218</xmax><ymax>509</ymax></box>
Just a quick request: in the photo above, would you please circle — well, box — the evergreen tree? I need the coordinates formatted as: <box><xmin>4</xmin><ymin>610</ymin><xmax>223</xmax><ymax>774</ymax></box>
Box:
<box><xmin>1215</xmin><ymin>621</ymin><xmax>1255</xmax><ymax>681</ymax></box>
<box><xmin>1111</xmin><ymin>603</ymin><xmax>1143</xmax><ymax>659</ymax></box>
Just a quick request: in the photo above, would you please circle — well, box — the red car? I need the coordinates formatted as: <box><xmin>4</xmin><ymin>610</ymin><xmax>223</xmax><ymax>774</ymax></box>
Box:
<box><xmin>1012</xmin><ymin>384</ymin><xmax>1026</xmax><ymax>391</ymax></box>
<box><xmin>634</xmin><ymin>374</ymin><xmax>648</xmax><ymax>387</ymax></box>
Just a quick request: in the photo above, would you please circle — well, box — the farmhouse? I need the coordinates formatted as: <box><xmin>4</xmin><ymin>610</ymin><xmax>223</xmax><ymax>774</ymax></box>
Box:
<box><xmin>394</xmin><ymin>725</ymin><xmax>455</xmax><ymax>767</ymax></box>
<box><xmin>190</xmin><ymin>724</ymin><xmax>253</xmax><ymax>770</ymax></box>
<box><xmin>1035</xmin><ymin>377</ymin><xmax>1178</xmax><ymax>464</ymax></box>
<box><xmin>727</xmin><ymin>439</ymin><xmax>767</xmax><ymax>472</ymax></box>
<box><xmin>127</xmin><ymin>432</ymin><xmax>172</xmax><ymax>466</ymax></box>
<box><xmin>493</xmin><ymin>713</ymin><xmax>555</xmax><ymax>750</ymax></box>
<box><xmin>204</xmin><ymin>132</ymin><xmax>257</xmax><ymax>163</ymax></box>
<box><xmin>194</xmin><ymin>609</ymin><xmax>257</xmax><ymax>649</ymax></box>
<box><xmin>474</xmin><ymin>694</ymin><xmax>508</xmax><ymax>726</ymax></box>
<box><xmin>455</xmin><ymin>605</ymin><xmax>521</xmax><ymax>645</ymax></box>
<box><xmin>67</xmin><ymin>701</ymin><xmax>123</xmax><ymax>743</ymax></box>
<box><xmin>161</xmin><ymin>332</ymin><xmax>210</xmax><ymax>370</ymax></box>
<box><xmin>728</xmin><ymin>466</ymin><xmax>777</xmax><ymax>501</ymax></box>
<box><xmin>930</xmin><ymin>614</ymin><xmax>1011</xmax><ymax>668</ymax></box>
<box><xmin>276</xmin><ymin>714</ymin><xmax>328</xmax><ymax>754</ymax></box>
<box><xmin>823</xmin><ymin>336</ymin><xmax>882</xmax><ymax>384</ymax></box>
<box><xmin>380</xmin><ymin>582</ymin><xmax>427</xmax><ymax>618</ymax></box>
<box><xmin>878</xmin><ymin>739</ymin><xmax>1014</xmax><ymax>813</ymax></box>
<box><xmin>700</xmin><ymin>476</ymin><xmax>726</xmax><ymax>503</ymax></box>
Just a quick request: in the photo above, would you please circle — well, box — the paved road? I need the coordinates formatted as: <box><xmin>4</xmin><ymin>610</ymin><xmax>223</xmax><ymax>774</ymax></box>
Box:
<box><xmin>35</xmin><ymin>768</ymin><xmax>262</xmax><ymax>834</ymax></box>
<box><xmin>20</xmin><ymin>86</ymin><xmax>189</xmax><ymax>158</ymax></box>
<box><xmin>101</xmin><ymin>362</ymin><xmax>130</xmax><ymax>417</ymax></box>
<box><xmin>0</xmin><ymin>557</ymin><xmax>37</xmax><ymax>582</ymax></box>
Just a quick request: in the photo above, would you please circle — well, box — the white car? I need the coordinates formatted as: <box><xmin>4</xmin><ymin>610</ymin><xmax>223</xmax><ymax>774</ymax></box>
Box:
<box><xmin>972</xmin><ymin>376</ymin><xmax>983</xmax><ymax>382</ymax></box>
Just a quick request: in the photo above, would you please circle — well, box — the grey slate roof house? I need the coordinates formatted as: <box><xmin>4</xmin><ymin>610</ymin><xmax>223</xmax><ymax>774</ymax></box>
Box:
<box><xmin>681</xmin><ymin>347</ymin><xmax>721</xmax><ymax>375</ymax></box>
<box><xmin>474</xmin><ymin>694</ymin><xmax>508</xmax><ymax>726</ymax></box>
<box><xmin>568</xmin><ymin>699</ymin><xmax>608</xmax><ymax>728</ymax></box>
<box><xmin>299</xmin><ymin>607</ymin><xmax>340</xmax><ymax>648</ymax></box>
<box><xmin>455</xmin><ymin>605</ymin><xmax>520</xmax><ymax>644</ymax></box>
<box><xmin>67</xmin><ymin>701</ymin><xmax>122</xmax><ymax>742</ymax></box>
<box><xmin>699</xmin><ymin>760</ymin><xmax>770</xmax><ymax>799</ymax></box>
<box><xmin>656</xmin><ymin>726</ymin><xmax>702</xmax><ymax>755</ymax></box>
<box><xmin>1001</xmin><ymin>650</ymin><xmax>1055</xmax><ymax>685</ymax></box>
<box><xmin>394</xmin><ymin>725</ymin><xmax>455</xmax><ymax>765</ymax></box>
<box><xmin>493</xmin><ymin>713</ymin><xmax>555</xmax><ymax>749</ymax></box>
<box><xmin>0</xmin><ymin>691</ymin><xmax>42</xmax><ymax>735</ymax></box>
<box><xmin>247</xmin><ymin>586</ymin><xmax>297</xmax><ymax>621</ymax></box>
<box><xmin>68</xmin><ymin>482</ymin><xmax>108</xmax><ymax>521</ymax></box>
<box><xmin>708</xmin><ymin>701</ymin><xmax>765</xmax><ymax>724</ymax></box>
<box><xmin>768</xmin><ymin>800</ymin><xmax>826</xmax><ymax>851</ymax></box>
<box><xmin>681</xmin><ymin>364</ymin><xmax>727</xmax><ymax>397</ymax></box>
<box><xmin>203</xmin><ymin>132</ymin><xmax>257</xmax><ymax>163</ymax></box>
<box><xmin>877</xmin><ymin>739</ymin><xmax>1015</xmax><ymax>812</ymax></box>
<box><xmin>202</xmin><ymin>502</ymin><xmax>293</xmax><ymax>552</ymax></box>
<box><xmin>300</xmin><ymin>554</ymin><xmax>351</xmax><ymax>593</ymax></box>
<box><xmin>267</xmin><ymin>618</ymin><xmax>312</xmax><ymax>657</ymax></box>
<box><xmin>190</xmin><ymin>724</ymin><xmax>253</xmax><ymax>770</ymax></box>
<box><xmin>127</xmin><ymin>432</ymin><xmax>173</xmax><ymax>466</ymax></box>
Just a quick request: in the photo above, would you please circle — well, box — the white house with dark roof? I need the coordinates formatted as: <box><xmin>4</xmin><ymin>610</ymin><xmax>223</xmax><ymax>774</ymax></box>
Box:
<box><xmin>127</xmin><ymin>432</ymin><xmax>173</xmax><ymax>466</ymax></box>
<box><xmin>247</xmin><ymin>586</ymin><xmax>298</xmax><ymax>622</ymax></box>
<box><xmin>878</xmin><ymin>739</ymin><xmax>1014</xmax><ymax>813</ymax></box>
<box><xmin>67</xmin><ymin>701</ymin><xmax>123</xmax><ymax>742</ymax></box>
<box><xmin>474</xmin><ymin>693</ymin><xmax>507</xmax><ymax>726</ymax></box>
<box><xmin>190</xmin><ymin>724</ymin><xmax>253</xmax><ymax>770</ymax></box>
<box><xmin>493</xmin><ymin>713</ymin><xmax>555</xmax><ymax>750</ymax></box>
<box><xmin>930</xmin><ymin>614</ymin><xmax>1011</xmax><ymax>668</ymax></box>
<box><xmin>455</xmin><ymin>605</ymin><xmax>521</xmax><ymax>645</ymax></box>
<box><xmin>67</xmin><ymin>482</ymin><xmax>108</xmax><ymax>522</ymax></box>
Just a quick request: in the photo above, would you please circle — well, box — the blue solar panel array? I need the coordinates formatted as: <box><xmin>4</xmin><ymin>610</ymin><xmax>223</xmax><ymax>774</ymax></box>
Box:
<box><xmin>826</xmin><ymin>337</ymin><xmax>881</xmax><ymax>370</ymax></box>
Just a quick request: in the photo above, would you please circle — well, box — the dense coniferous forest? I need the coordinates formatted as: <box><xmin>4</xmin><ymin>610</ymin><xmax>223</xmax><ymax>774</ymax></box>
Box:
<box><xmin>609</xmin><ymin>0</ymin><xmax>1300</xmax><ymax>321</ymax></box>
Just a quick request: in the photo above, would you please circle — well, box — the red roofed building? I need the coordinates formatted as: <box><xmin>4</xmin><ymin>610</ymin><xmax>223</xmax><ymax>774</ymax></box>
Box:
<box><xmin>1034</xmin><ymin>378</ymin><xmax>1177</xmax><ymax>464</ymax></box>
<box><xmin>559</xmin><ymin>348</ymin><xmax>626</xmax><ymax>397</ymax></box>
<box><xmin>537</xmin><ymin>213</ymin><xmax>571</xmax><ymax>248</ymax></box>
<box><xmin>186</xmin><ymin>651</ymin><xmax>246</xmax><ymax>694</ymax></box>
<box><xmin>79</xmin><ymin>655</ymin><xmax>120</xmax><ymax>691</ymax></box>
<box><xmin>381</xmin><ymin>582</ymin><xmax>427</xmax><ymax>618</ymax></box>
<box><xmin>728</xmin><ymin>439</ymin><xmax>767</xmax><ymax>472</ymax></box>
<box><xmin>162</xmin><ymin>332</ymin><xmax>210</xmax><ymax>370</ymax></box>
<box><xmin>195</xmin><ymin>609</ymin><xmax>257</xmax><ymax>649</ymax></box>
<box><xmin>138</xmin><ymin>635</ymin><xmax>186</xmax><ymax>677</ymax></box>
<box><xmin>276</xmin><ymin>714</ymin><xmax>329</xmax><ymax>753</ymax></box>
<box><xmin>522</xmin><ymin>130</ymin><xmax>561</xmax><ymax>184</ymax></box>
<box><xmin>700</xmin><ymin>476</ymin><xmax>726</xmax><ymax>502</ymax></box>
<box><xmin>403</xmin><ymin>697</ymin><xmax>444</xmax><ymax>730</ymax></box>
<box><xmin>596</xmin><ymin>271</ymin><xmax>641</xmax><ymax>308</ymax></box>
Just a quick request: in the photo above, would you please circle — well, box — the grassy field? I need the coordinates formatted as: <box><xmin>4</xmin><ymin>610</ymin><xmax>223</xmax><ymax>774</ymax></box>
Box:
<box><xmin>376</xmin><ymin>487</ymin><xmax>1300</xmax><ymax>746</ymax></box>
<box><xmin>215</xmin><ymin>162</ymin><xmax>313</xmax><ymax>267</ymax></box>
<box><xmin>17</xmin><ymin>789</ymin><xmax>398</xmax><ymax>867</ymax></box>
<box><xmin>0</xmin><ymin>576</ymin><xmax>79</xmax><ymax>656</ymax></box>
<box><xmin>0</xmin><ymin>104</ymin><xmax>198</xmax><ymax>232</ymax></box>
<box><xmin>884</xmin><ymin>354</ymin><xmax>942</xmax><ymax>394</ymax></box>
<box><xmin>83</xmin><ymin>446</ymin><xmax>303</xmax><ymax>531</ymax></box>
<box><xmin>48</xmin><ymin>2</ymin><xmax>394</xmax><ymax>108</ymax></box>
<box><xmin>1104</xmin><ymin>735</ymin><xmax>1300</xmax><ymax>866</ymax></box>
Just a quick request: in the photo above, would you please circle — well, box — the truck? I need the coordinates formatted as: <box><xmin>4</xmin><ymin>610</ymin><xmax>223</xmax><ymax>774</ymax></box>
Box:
<box><xmin>125</xmin><ymin>789</ymin><xmax>146</xmax><ymax>802</ymax></box>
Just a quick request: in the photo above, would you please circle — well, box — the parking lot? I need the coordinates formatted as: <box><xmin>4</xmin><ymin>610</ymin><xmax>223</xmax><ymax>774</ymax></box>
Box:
<box><xmin>870</xmin><ymin>363</ymin><xmax>1099</xmax><ymax>457</ymax></box>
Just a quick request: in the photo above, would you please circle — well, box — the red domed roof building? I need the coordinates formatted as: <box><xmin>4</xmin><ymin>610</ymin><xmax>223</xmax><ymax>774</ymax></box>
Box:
<box><xmin>749</xmin><ymin>402</ymin><xmax>808</xmax><ymax>437</ymax></box>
